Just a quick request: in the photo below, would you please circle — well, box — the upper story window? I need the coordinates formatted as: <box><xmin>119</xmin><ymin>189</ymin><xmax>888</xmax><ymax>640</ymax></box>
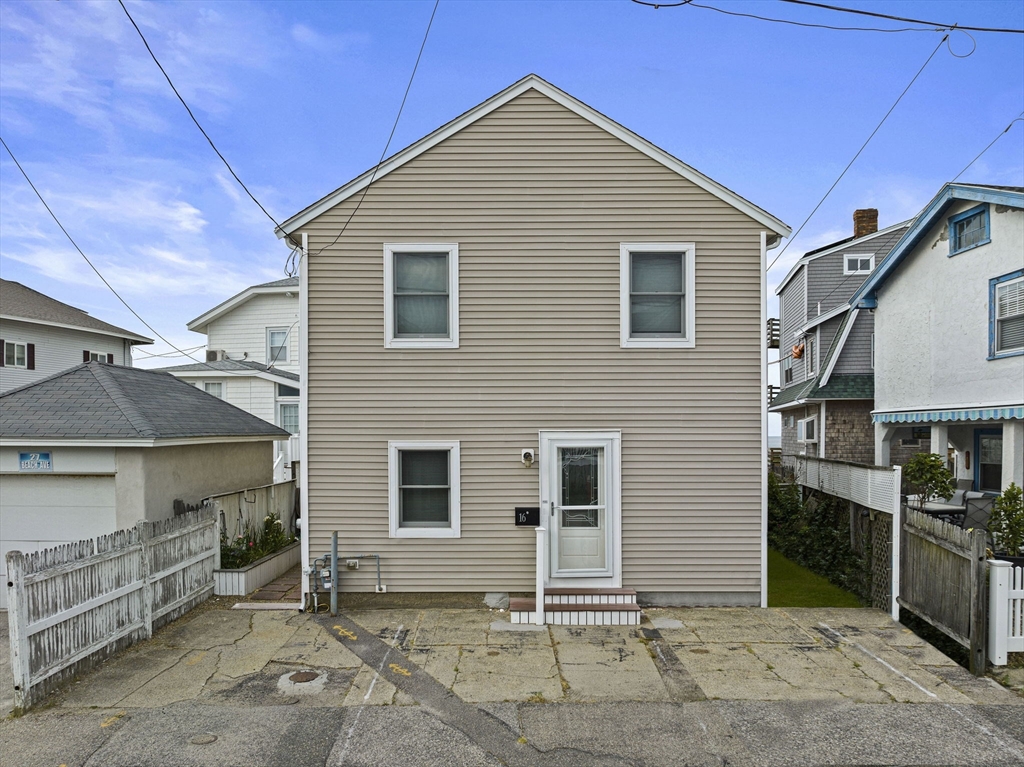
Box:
<box><xmin>267</xmin><ymin>328</ymin><xmax>289</xmax><ymax>364</ymax></box>
<box><xmin>384</xmin><ymin>243</ymin><xmax>459</xmax><ymax>349</ymax></box>
<box><xmin>844</xmin><ymin>255</ymin><xmax>874</xmax><ymax>275</ymax></box>
<box><xmin>277</xmin><ymin>383</ymin><xmax>300</xmax><ymax>398</ymax></box>
<box><xmin>806</xmin><ymin>333</ymin><xmax>816</xmax><ymax>375</ymax></box>
<box><xmin>948</xmin><ymin>204</ymin><xmax>990</xmax><ymax>256</ymax></box>
<box><xmin>204</xmin><ymin>382</ymin><xmax>224</xmax><ymax>399</ymax></box>
<box><xmin>388</xmin><ymin>440</ymin><xmax>461</xmax><ymax>538</ymax></box>
<box><xmin>782</xmin><ymin>353</ymin><xmax>793</xmax><ymax>384</ymax></box>
<box><xmin>991</xmin><ymin>271</ymin><xmax>1024</xmax><ymax>359</ymax></box>
<box><xmin>620</xmin><ymin>242</ymin><xmax>696</xmax><ymax>349</ymax></box>
<box><xmin>85</xmin><ymin>350</ymin><xmax>111</xmax><ymax>363</ymax></box>
<box><xmin>3</xmin><ymin>340</ymin><xmax>30</xmax><ymax>369</ymax></box>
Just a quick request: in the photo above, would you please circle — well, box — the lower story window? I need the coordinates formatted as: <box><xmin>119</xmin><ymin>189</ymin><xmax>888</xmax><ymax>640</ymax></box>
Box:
<box><xmin>388</xmin><ymin>441</ymin><xmax>460</xmax><ymax>538</ymax></box>
<box><xmin>278</xmin><ymin>402</ymin><xmax>299</xmax><ymax>434</ymax></box>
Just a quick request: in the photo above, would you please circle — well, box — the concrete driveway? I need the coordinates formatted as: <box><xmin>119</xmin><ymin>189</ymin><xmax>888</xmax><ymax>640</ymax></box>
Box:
<box><xmin>1</xmin><ymin>602</ymin><xmax>1022</xmax><ymax>766</ymax></box>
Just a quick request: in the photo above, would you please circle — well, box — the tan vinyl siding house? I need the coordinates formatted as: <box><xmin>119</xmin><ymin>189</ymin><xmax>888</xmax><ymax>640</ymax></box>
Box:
<box><xmin>279</xmin><ymin>76</ymin><xmax>789</xmax><ymax>605</ymax></box>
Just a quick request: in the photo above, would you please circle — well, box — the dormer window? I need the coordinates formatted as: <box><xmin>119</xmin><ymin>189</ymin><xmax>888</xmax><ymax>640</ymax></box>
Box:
<box><xmin>949</xmin><ymin>204</ymin><xmax>990</xmax><ymax>256</ymax></box>
<box><xmin>844</xmin><ymin>255</ymin><xmax>874</xmax><ymax>275</ymax></box>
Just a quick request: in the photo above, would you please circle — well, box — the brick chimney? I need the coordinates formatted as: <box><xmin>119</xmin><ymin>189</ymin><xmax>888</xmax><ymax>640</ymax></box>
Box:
<box><xmin>853</xmin><ymin>208</ymin><xmax>878</xmax><ymax>239</ymax></box>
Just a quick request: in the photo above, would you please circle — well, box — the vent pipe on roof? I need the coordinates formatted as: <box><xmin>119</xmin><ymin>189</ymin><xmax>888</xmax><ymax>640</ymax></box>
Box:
<box><xmin>853</xmin><ymin>208</ymin><xmax>878</xmax><ymax>239</ymax></box>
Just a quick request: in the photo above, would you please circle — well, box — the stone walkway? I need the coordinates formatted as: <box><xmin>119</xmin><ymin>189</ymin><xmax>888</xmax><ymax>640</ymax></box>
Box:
<box><xmin>244</xmin><ymin>565</ymin><xmax>303</xmax><ymax>603</ymax></box>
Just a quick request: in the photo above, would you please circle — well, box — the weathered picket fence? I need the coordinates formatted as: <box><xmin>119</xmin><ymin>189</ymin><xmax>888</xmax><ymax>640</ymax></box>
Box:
<box><xmin>899</xmin><ymin>507</ymin><xmax>988</xmax><ymax>674</ymax></box>
<box><xmin>5</xmin><ymin>509</ymin><xmax>218</xmax><ymax>711</ymax></box>
<box><xmin>989</xmin><ymin>561</ymin><xmax>1024</xmax><ymax>666</ymax></box>
<box><xmin>206</xmin><ymin>480</ymin><xmax>297</xmax><ymax>541</ymax></box>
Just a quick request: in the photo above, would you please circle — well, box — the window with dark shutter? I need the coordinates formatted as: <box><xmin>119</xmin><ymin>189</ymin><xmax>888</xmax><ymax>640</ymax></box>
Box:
<box><xmin>27</xmin><ymin>343</ymin><xmax>35</xmax><ymax>370</ymax></box>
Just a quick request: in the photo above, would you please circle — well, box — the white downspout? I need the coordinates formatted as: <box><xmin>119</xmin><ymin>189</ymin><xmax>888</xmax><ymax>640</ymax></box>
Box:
<box><xmin>299</xmin><ymin>232</ymin><xmax>311</xmax><ymax>609</ymax></box>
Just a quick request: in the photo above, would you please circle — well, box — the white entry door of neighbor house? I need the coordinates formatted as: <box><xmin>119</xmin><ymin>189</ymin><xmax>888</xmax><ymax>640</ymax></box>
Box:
<box><xmin>539</xmin><ymin>431</ymin><xmax>621</xmax><ymax>586</ymax></box>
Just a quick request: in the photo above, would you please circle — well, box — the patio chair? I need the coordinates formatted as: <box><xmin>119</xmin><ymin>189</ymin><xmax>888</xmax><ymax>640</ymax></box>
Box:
<box><xmin>961</xmin><ymin>491</ymin><xmax>996</xmax><ymax>531</ymax></box>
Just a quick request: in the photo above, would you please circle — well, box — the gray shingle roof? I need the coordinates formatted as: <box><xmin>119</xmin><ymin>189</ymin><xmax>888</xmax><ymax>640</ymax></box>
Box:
<box><xmin>0</xmin><ymin>362</ymin><xmax>290</xmax><ymax>441</ymax></box>
<box><xmin>0</xmin><ymin>279</ymin><xmax>153</xmax><ymax>343</ymax></box>
<box><xmin>254</xmin><ymin>277</ymin><xmax>299</xmax><ymax>289</ymax></box>
<box><xmin>155</xmin><ymin>359</ymin><xmax>299</xmax><ymax>382</ymax></box>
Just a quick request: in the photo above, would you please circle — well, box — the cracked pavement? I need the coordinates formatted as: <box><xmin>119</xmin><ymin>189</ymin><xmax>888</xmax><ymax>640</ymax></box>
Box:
<box><xmin>2</xmin><ymin>603</ymin><xmax>1023</xmax><ymax>766</ymax></box>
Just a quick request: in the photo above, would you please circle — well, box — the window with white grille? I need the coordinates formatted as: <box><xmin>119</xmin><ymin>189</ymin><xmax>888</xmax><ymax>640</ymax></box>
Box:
<box><xmin>993</xmin><ymin>274</ymin><xmax>1024</xmax><ymax>356</ymax></box>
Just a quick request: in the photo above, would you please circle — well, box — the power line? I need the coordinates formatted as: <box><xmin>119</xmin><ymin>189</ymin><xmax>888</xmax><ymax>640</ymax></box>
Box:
<box><xmin>952</xmin><ymin>113</ymin><xmax>1024</xmax><ymax>182</ymax></box>
<box><xmin>117</xmin><ymin>0</ymin><xmax>281</xmax><ymax>229</ymax></box>
<box><xmin>766</xmin><ymin>34</ymin><xmax>951</xmax><ymax>274</ymax></box>
<box><xmin>295</xmin><ymin>0</ymin><xmax>440</xmax><ymax>269</ymax></box>
<box><xmin>133</xmin><ymin>344</ymin><xmax>206</xmax><ymax>359</ymax></box>
<box><xmin>0</xmin><ymin>135</ymin><xmax>268</xmax><ymax>379</ymax></box>
<box><xmin>779</xmin><ymin>0</ymin><xmax>1024</xmax><ymax>35</ymax></box>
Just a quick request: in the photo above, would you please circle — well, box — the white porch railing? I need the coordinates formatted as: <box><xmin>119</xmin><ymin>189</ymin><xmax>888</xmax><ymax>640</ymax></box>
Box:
<box><xmin>989</xmin><ymin>560</ymin><xmax>1024</xmax><ymax>666</ymax></box>
<box><xmin>787</xmin><ymin>456</ymin><xmax>902</xmax><ymax>620</ymax></box>
<box><xmin>535</xmin><ymin>527</ymin><xmax>546</xmax><ymax>626</ymax></box>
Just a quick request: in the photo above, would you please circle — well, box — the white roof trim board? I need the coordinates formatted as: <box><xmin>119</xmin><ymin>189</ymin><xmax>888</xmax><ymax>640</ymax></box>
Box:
<box><xmin>188</xmin><ymin>284</ymin><xmax>297</xmax><ymax>333</ymax></box>
<box><xmin>818</xmin><ymin>308</ymin><xmax>858</xmax><ymax>387</ymax></box>
<box><xmin>774</xmin><ymin>219</ymin><xmax>912</xmax><ymax>297</ymax></box>
<box><xmin>799</xmin><ymin>303</ymin><xmax>849</xmax><ymax>334</ymax></box>
<box><xmin>276</xmin><ymin>74</ymin><xmax>790</xmax><ymax>241</ymax></box>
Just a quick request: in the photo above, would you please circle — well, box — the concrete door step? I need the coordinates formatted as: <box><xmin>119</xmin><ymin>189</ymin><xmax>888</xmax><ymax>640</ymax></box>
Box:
<box><xmin>508</xmin><ymin>596</ymin><xmax>642</xmax><ymax>625</ymax></box>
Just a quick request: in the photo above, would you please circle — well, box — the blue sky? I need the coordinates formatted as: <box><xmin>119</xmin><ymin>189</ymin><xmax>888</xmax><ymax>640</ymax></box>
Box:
<box><xmin>1</xmin><ymin>0</ymin><xmax>1022</xmax><ymax>398</ymax></box>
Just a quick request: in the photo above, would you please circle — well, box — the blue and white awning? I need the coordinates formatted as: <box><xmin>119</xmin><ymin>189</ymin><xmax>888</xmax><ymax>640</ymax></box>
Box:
<box><xmin>873</xmin><ymin>406</ymin><xmax>1024</xmax><ymax>424</ymax></box>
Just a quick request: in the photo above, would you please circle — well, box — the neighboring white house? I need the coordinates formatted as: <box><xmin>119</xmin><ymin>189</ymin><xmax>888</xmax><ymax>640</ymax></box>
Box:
<box><xmin>0</xmin><ymin>278</ymin><xmax>153</xmax><ymax>392</ymax></box>
<box><xmin>158</xmin><ymin>277</ymin><xmax>300</xmax><ymax>481</ymax></box>
<box><xmin>853</xmin><ymin>183</ymin><xmax>1024</xmax><ymax>492</ymax></box>
<box><xmin>0</xmin><ymin>361</ymin><xmax>289</xmax><ymax>608</ymax></box>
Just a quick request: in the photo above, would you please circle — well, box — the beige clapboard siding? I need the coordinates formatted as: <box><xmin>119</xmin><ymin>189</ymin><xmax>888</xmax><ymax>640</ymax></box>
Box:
<box><xmin>298</xmin><ymin>89</ymin><xmax>767</xmax><ymax>596</ymax></box>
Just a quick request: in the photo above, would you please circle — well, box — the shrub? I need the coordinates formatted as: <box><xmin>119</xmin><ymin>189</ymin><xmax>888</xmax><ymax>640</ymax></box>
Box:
<box><xmin>989</xmin><ymin>482</ymin><xmax>1024</xmax><ymax>556</ymax></box>
<box><xmin>901</xmin><ymin>452</ymin><xmax>955</xmax><ymax>503</ymax></box>
<box><xmin>220</xmin><ymin>512</ymin><xmax>295</xmax><ymax>569</ymax></box>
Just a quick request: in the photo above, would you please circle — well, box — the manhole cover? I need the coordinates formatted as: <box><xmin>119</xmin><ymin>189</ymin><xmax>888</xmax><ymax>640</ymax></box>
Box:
<box><xmin>278</xmin><ymin>696</ymin><xmax>300</xmax><ymax>705</ymax></box>
<box><xmin>190</xmin><ymin>734</ymin><xmax>218</xmax><ymax>745</ymax></box>
<box><xmin>290</xmin><ymin>671</ymin><xmax>319</xmax><ymax>683</ymax></box>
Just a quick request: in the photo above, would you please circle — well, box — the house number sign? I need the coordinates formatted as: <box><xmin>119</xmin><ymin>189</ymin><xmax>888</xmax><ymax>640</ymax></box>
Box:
<box><xmin>19</xmin><ymin>451</ymin><xmax>52</xmax><ymax>472</ymax></box>
<box><xmin>515</xmin><ymin>507</ymin><xmax>540</xmax><ymax>526</ymax></box>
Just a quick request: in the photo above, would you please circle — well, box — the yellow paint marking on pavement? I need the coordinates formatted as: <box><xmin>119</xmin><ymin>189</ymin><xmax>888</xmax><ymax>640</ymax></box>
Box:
<box><xmin>100</xmin><ymin>711</ymin><xmax>126</xmax><ymax>728</ymax></box>
<box><xmin>334</xmin><ymin>626</ymin><xmax>358</xmax><ymax>640</ymax></box>
<box><xmin>389</xmin><ymin>663</ymin><xmax>412</xmax><ymax>677</ymax></box>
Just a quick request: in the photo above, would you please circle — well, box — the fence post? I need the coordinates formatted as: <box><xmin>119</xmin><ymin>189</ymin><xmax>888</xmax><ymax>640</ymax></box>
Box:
<box><xmin>6</xmin><ymin>551</ymin><xmax>31</xmax><ymax>711</ymax></box>
<box><xmin>213</xmin><ymin>509</ymin><xmax>222</xmax><ymax>571</ymax></box>
<box><xmin>988</xmin><ymin>559</ymin><xmax>1011</xmax><ymax>666</ymax></box>
<box><xmin>890</xmin><ymin>465</ymin><xmax>901</xmax><ymax>621</ymax></box>
<box><xmin>969</xmin><ymin>528</ymin><xmax>988</xmax><ymax>675</ymax></box>
<box><xmin>138</xmin><ymin>520</ymin><xmax>154</xmax><ymax>639</ymax></box>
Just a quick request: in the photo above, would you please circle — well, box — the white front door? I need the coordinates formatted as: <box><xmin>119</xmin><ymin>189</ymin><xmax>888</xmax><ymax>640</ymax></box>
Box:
<box><xmin>540</xmin><ymin>431</ymin><xmax>621</xmax><ymax>585</ymax></box>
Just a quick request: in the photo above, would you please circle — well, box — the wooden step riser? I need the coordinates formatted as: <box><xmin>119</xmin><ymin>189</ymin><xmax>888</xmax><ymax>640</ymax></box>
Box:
<box><xmin>544</xmin><ymin>595</ymin><xmax>636</xmax><ymax>605</ymax></box>
<box><xmin>510</xmin><ymin>610</ymin><xmax>641</xmax><ymax>626</ymax></box>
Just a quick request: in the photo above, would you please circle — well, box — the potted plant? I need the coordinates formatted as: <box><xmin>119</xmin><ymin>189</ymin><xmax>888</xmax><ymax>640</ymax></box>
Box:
<box><xmin>988</xmin><ymin>483</ymin><xmax>1024</xmax><ymax>566</ymax></box>
<box><xmin>902</xmin><ymin>452</ymin><xmax>955</xmax><ymax>508</ymax></box>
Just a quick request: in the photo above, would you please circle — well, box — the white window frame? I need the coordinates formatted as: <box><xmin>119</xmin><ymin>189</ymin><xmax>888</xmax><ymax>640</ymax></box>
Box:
<box><xmin>384</xmin><ymin>243</ymin><xmax>459</xmax><ymax>349</ymax></box>
<box><xmin>797</xmin><ymin>416</ymin><xmax>817</xmax><ymax>443</ymax></box>
<box><xmin>843</xmin><ymin>254</ymin><xmax>875</xmax><ymax>275</ymax></box>
<box><xmin>619</xmin><ymin>242</ymin><xmax>696</xmax><ymax>349</ymax></box>
<box><xmin>388</xmin><ymin>440</ymin><xmax>461</xmax><ymax>538</ymax></box>
<box><xmin>86</xmin><ymin>351</ymin><xmax>108</xmax><ymax>362</ymax></box>
<box><xmin>267</xmin><ymin>327</ymin><xmax>290</xmax><ymax>364</ymax></box>
<box><xmin>806</xmin><ymin>331</ymin><xmax>817</xmax><ymax>375</ymax></box>
<box><xmin>278</xmin><ymin>402</ymin><xmax>299</xmax><ymax>434</ymax></box>
<box><xmin>203</xmin><ymin>381</ymin><xmax>224</xmax><ymax>399</ymax></box>
<box><xmin>993</xmin><ymin>274</ymin><xmax>1024</xmax><ymax>357</ymax></box>
<box><xmin>4</xmin><ymin>340</ymin><xmax>27</xmax><ymax>369</ymax></box>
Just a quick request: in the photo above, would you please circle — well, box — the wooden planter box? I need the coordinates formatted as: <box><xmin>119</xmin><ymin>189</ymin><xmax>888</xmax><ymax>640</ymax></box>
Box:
<box><xmin>214</xmin><ymin>541</ymin><xmax>300</xmax><ymax>596</ymax></box>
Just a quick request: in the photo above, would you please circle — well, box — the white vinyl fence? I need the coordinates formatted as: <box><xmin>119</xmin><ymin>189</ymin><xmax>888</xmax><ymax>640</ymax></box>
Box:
<box><xmin>786</xmin><ymin>456</ymin><xmax>902</xmax><ymax>619</ymax></box>
<box><xmin>989</xmin><ymin>561</ymin><xmax>1024</xmax><ymax>666</ymax></box>
<box><xmin>5</xmin><ymin>509</ymin><xmax>218</xmax><ymax>711</ymax></box>
<box><xmin>207</xmin><ymin>480</ymin><xmax>297</xmax><ymax>541</ymax></box>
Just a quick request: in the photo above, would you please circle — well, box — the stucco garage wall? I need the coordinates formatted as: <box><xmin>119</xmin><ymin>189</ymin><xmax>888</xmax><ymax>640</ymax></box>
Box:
<box><xmin>133</xmin><ymin>441</ymin><xmax>274</xmax><ymax>521</ymax></box>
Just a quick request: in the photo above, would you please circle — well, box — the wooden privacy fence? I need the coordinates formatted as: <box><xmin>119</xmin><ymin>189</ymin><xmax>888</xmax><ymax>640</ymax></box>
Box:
<box><xmin>5</xmin><ymin>509</ymin><xmax>218</xmax><ymax>711</ymax></box>
<box><xmin>207</xmin><ymin>480</ymin><xmax>297</xmax><ymax>541</ymax></box>
<box><xmin>899</xmin><ymin>508</ymin><xmax>988</xmax><ymax>674</ymax></box>
<box><xmin>989</xmin><ymin>561</ymin><xmax>1024</xmax><ymax>666</ymax></box>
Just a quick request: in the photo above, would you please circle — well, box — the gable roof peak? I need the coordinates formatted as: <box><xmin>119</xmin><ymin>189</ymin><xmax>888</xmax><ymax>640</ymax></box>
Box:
<box><xmin>276</xmin><ymin>75</ymin><xmax>790</xmax><ymax>241</ymax></box>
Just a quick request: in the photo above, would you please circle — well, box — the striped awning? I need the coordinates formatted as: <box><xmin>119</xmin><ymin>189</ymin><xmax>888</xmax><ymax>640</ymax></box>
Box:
<box><xmin>873</xmin><ymin>406</ymin><xmax>1024</xmax><ymax>424</ymax></box>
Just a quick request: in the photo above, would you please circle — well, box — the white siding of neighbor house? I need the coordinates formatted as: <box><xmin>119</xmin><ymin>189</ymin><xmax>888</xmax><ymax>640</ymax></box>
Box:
<box><xmin>169</xmin><ymin>374</ymin><xmax>279</xmax><ymax>428</ymax></box>
<box><xmin>205</xmin><ymin>293</ymin><xmax>299</xmax><ymax>374</ymax></box>
<box><xmin>874</xmin><ymin>200</ymin><xmax>1024</xmax><ymax>413</ymax></box>
<box><xmin>0</xmin><ymin>319</ymin><xmax>133</xmax><ymax>392</ymax></box>
<box><xmin>291</xmin><ymin>89</ymin><xmax>770</xmax><ymax>602</ymax></box>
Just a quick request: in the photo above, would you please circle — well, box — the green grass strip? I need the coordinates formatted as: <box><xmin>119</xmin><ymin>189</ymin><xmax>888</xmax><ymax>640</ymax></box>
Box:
<box><xmin>767</xmin><ymin>548</ymin><xmax>863</xmax><ymax>608</ymax></box>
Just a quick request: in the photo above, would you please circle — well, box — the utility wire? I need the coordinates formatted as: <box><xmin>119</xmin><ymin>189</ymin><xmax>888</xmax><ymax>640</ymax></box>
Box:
<box><xmin>296</xmin><ymin>0</ymin><xmax>440</xmax><ymax>267</ymax></box>
<box><xmin>117</xmin><ymin>0</ymin><xmax>282</xmax><ymax>229</ymax></box>
<box><xmin>952</xmin><ymin>113</ymin><xmax>1024</xmax><ymax>182</ymax></box>
<box><xmin>766</xmin><ymin>34</ymin><xmax>950</xmax><ymax>274</ymax></box>
<box><xmin>133</xmin><ymin>344</ymin><xmax>206</xmax><ymax>359</ymax></box>
<box><xmin>0</xmin><ymin>136</ymin><xmax>273</xmax><ymax>378</ymax></box>
<box><xmin>779</xmin><ymin>0</ymin><xmax>1024</xmax><ymax>34</ymax></box>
